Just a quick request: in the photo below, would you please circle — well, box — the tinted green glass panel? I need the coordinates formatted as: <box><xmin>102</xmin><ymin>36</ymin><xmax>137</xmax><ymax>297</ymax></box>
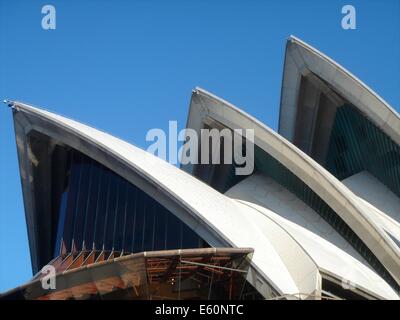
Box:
<box><xmin>325</xmin><ymin>104</ymin><xmax>400</xmax><ymax>197</ymax></box>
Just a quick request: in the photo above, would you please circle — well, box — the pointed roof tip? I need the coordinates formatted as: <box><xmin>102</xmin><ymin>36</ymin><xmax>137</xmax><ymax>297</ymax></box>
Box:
<box><xmin>193</xmin><ymin>86</ymin><xmax>204</xmax><ymax>92</ymax></box>
<box><xmin>192</xmin><ymin>86</ymin><xmax>209</xmax><ymax>96</ymax></box>
<box><xmin>3</xmin><ymin>99</ymin><xmax>14</xmax><ymax>108</ymax></box>
<box><xmin>287</xmin><ymin>35</ymin><xmax>308</xmax><ymax>46</ymax></box>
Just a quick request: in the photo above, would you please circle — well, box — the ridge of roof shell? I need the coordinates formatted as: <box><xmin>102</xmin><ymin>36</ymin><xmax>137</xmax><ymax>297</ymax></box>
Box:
<box><xmin>280</xmin><ymin>35</ymin><xmax>400</xmax><ymax>147</ymax></box>
<box><xmin>288</xmin><ymin>35</ymin><xmax>399</xmax><ymax>117</ymax></box>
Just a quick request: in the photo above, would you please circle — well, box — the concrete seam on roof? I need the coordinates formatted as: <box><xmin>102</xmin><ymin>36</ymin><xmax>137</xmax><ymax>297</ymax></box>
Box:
<box><xmin>234</xmin><ymin>198</ymin><xmax>320</xmax><ymax>272</ymax></box>
<box><xmin>233</xmin><ymin>198</ymin><xmax>395</xmax><ymax>300</ymax></box>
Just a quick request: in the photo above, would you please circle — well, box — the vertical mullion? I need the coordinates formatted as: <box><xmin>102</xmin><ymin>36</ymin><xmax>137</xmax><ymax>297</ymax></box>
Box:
<box><xmin>121</xmin><ymin>181</ymin><xmax>129</xmax><ymax>253</ymax></box>
<box><xmin>151</xmin><ymin>203</ymin><xmax>156</xmax><ymax>251</ymax></box>
<box><xmin>81</xmin><ymin>160</ymin><xmax>94</xmax><ymax>251</ymax></box>
<box><xmin>91</xmin><ymin>166</ymin><xmax>104</xmax><ymax>251</ymax></box>
<box><xmin>141</xmin><ymin>196</ymin><xmax>147</xmax><ymax>252</ymax></box>
<box><xmin>112</xmin><ymin>177</ymin><xmax>121</xmax><ymax>251</ymax></box>
<box><xmin>102</xmin><ymin>170</ymin><xmax>112</xmax><ymax>250</ymax></box>
<box><xmin>71</xmin><ymin>154</ymin><xmax>83</xmax><ymax>251</ymax></box>
<box><xmin>130</xmin><ymin>186</ymin><xmax>137</xmax><ymax>253</ymax></box>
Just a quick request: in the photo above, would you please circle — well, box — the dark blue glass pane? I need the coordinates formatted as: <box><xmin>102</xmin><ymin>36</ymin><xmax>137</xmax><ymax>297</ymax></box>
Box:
<box><xmin>113</xmin><ymin>178</ymin><xmax>127</xmax><ymax>251</ymax></box>
<box><xmin>143</xmin><ymin>198</ymin><xmax>155</xmax><ymax>251</ymax></box>
<box><xmin>72</xmin><ymin>159</ymin><xmax>91</xmax><ymax>251</ymax></box>
<box><xmin>182</xmin><ymin>223</ymin><xmax>200</xmax><ymax>249</ymax></box>
<box><xmin>133</xmin><ymin>192</ymin><xmax>145</xmax><ymax>252</ymax></box>
<box><xmin>54</xmin><ymin>190</ymin><xmax>68</xmax><ymax>256</ymax></box>
<box><xmin>82</xmin><ymin>162</ymin><xmax>100</xmax><ymax>250</ymax></box>
<box><xmin>154</xmin><ymin>203</ymin><xmax>167</xmax><ymax>251</ymax></box>
<box><xmin>55</xmin><ymin>149</ymin><xmax>209</xmax><ymax>258</ymax></box>
<box><xmin>123</xmin><ymin>184</ymin><xmax>136</xmax><ymax>252</ymax></box>
<box><xmin>93</xmin><ymin>167</ymin><xmax>109</xmax><ymax>250</ymax></box>
<box><xmin>166</xmin><ymin>211</ymin><xmax>181</xmax><ymax>249</ymax></box>
<box><xmin>104</xmin><ymin>172</ymin><xmax>118</xmax><ymax>250</ymax></box>
<box><xmin>63</xmin><ymin>153</ymin><xmax>82</xmax><ymax>251</ymax></box>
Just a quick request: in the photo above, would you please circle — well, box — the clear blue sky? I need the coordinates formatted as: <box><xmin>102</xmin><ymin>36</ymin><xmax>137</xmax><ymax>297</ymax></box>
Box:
<box><xmin>0</xmin><ymin>0</ymin><xmax>399</xmax><ymax>293</ymax></box>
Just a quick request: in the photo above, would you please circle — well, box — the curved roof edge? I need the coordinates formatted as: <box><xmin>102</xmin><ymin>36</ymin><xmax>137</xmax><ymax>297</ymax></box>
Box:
<box><xmin>9</xmin><ymin>100</ymin><xmax>315</xmax><ymax>298</ymax></box>
<box><xmin>279</xmin><ymin>35</ymin><xmax>400</xmax><ymax>147</ymax></box>
<box><xmin>185</xmin><ymin>87</ymin><xmax>400</xmax><ymax>286</ymax></box>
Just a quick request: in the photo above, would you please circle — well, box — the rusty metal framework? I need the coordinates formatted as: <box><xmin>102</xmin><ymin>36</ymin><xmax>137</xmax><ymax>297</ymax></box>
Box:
<box><xmin>1</xmin><ymin>248</ymin><xmax>255</xmax><ymax>300</ymax></box>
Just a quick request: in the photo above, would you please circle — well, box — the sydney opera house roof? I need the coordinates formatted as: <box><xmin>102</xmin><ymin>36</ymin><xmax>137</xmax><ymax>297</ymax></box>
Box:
<box><xmin>1</xmin><ymin>36</ymin><xmax>399</xmax><ymax>300</ymax></box>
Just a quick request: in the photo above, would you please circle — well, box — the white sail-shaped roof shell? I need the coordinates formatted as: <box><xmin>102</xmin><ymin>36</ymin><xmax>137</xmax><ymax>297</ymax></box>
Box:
<box><xmin>183</xmin><ymin>88</ymin><xmax>400</xmax><ymax>299</ymax></box>
<box><xmin>11</xmin><ymin>100</ymin><xmax>398</xmax><ymax>299</ymax></box>
<box><xmin>11</xmin><ymin>101</ymin><xmax>317</xmax><ymax>299</ymax></box>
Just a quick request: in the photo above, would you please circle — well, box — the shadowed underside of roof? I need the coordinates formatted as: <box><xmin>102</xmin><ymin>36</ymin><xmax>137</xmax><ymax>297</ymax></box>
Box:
<box><xmin>278</xmin><ymin>36</ymin><xmax>400</xmax><ymax>205</ymax></box>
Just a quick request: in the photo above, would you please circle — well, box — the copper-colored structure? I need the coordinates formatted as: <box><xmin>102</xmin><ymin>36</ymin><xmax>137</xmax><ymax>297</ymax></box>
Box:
<box><xmin>2</xmin><ymin>248</ymin><xmax>256</xmax><ymax>300</ymax></box>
